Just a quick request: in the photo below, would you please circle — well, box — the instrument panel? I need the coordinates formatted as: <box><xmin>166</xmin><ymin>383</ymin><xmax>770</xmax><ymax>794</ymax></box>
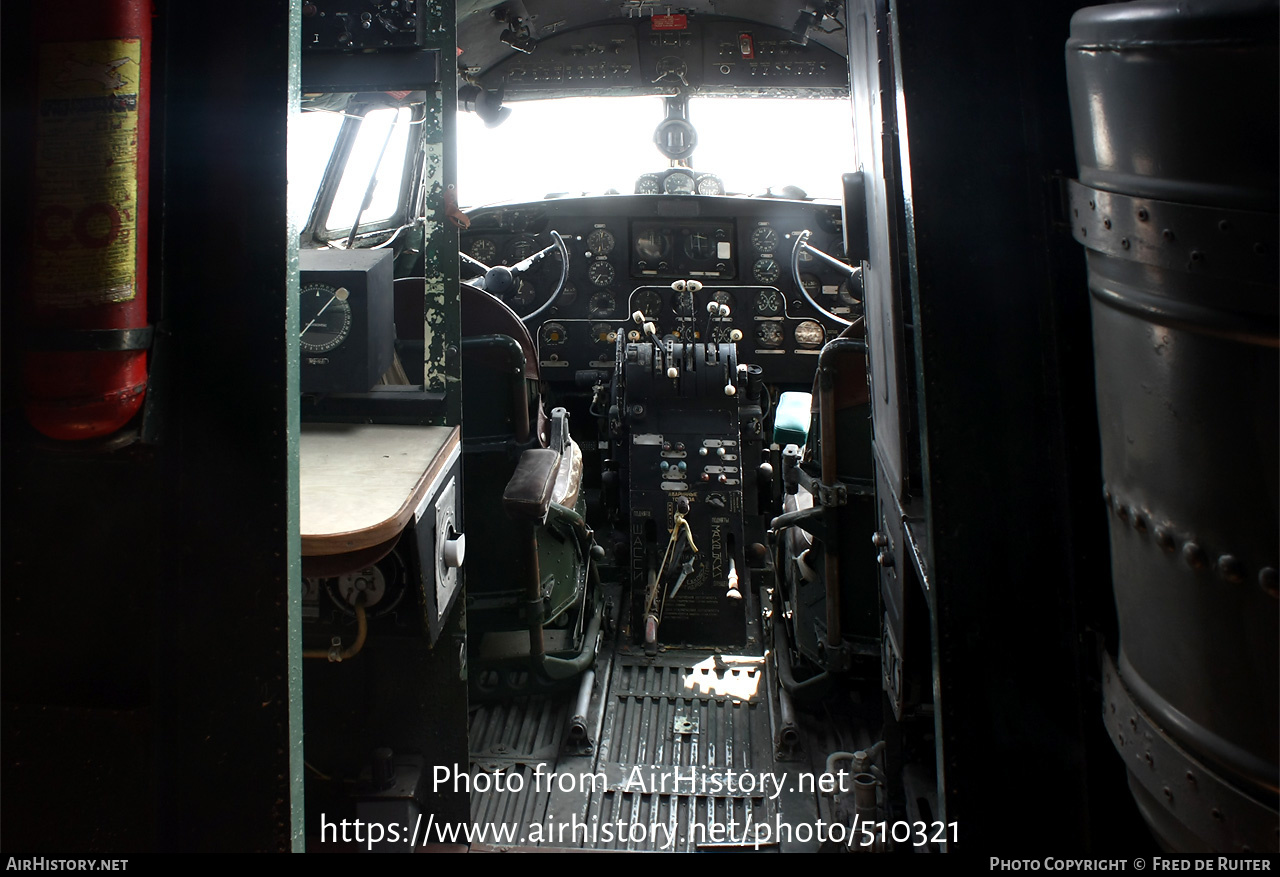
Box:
<box><xmin>461</xmin><ymin>194</ymin><xmax>858</xmax><ymax>385</ymax></box>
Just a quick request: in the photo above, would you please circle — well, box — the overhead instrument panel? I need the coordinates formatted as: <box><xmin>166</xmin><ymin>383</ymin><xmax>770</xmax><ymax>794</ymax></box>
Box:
<box><xmin>480</xmin><ymin>21</ymin><xmax>848</xmax><ymax>98</ymax></box>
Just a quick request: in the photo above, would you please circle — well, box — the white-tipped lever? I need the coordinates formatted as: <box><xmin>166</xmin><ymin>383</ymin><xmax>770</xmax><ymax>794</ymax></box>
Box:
<box><xmin>671</xmin><ymin>280</ymin><xmax>687</xmax><ymax>292</ymax></box>
<box><xmin>687</xmin><ymin>280</ymin><xmax>704</xmax><ymax>292</ymax></box>
<box><xmin>724</xmin><ymin>383</ymin><xmax>736</xmax><ymax>396</ymax></box>
<box><xmin>667</xmin><ymin>366</ymin><xmax>679</xmax><ymax>379</ymax></box>
<box><xmin>632</xmin><ymin>310</ymin><xmax>645</xmax><ymax>324</ymax></box>
<box><xmin>729</xmin><ymin>329</ymin><xmax>743</xmax><ymax>342</ymax></box>
<box><xmin>726</xmin><ymin>558</ymin><xmax>741</xmax><ymax>600</ymax></box>
<box><xmin>718</xmin><ymin>304</ymin><xmax>731</xmax><ymax>316</ymax></box>
<box><xmin>706</xmin><ymin>301</ymin><xmax>719</xmax><ymax>315</ymax></box>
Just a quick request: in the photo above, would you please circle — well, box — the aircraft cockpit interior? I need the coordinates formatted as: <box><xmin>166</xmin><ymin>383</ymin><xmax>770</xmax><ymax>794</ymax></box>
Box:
<box><xmin>2</xmin><ymin>0</ymin><xmax>1275</xmax><ymax>857</ymax></box>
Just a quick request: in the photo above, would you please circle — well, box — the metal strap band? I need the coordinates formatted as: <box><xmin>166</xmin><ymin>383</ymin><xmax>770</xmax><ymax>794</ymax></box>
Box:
<box><xmin>1068</xmin><ymin>180</ymin><xmax>1278</xmax><ymax>285</ymax></box>
<box><xmin>28</xmin><ymin>327</ymin><xmax>154</xmax><ymax>352</ymax></box>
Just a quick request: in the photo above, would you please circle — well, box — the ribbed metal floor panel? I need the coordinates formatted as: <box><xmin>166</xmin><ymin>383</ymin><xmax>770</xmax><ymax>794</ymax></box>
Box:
<box><xmin>469</xmin><ymin>695</ymin><xmax>569</xmax><ymax>762</ymax></box>
<box><xmin>469</xmin><ymin>648</ymin><xmax>821</xmax><ymax>851</ymax></box>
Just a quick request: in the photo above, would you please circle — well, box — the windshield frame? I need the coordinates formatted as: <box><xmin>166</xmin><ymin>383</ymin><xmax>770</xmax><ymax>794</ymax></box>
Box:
<box><xmin>301</xmin><ymin>97</ymin><xmax>427</xmax><ymax>248</ymax></box>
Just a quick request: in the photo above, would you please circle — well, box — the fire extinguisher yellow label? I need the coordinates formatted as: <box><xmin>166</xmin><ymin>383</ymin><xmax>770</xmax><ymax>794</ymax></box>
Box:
<box><xmin>33</xmin><ymin>39</ymin><xmax>142</xmax><ymax>308</ymax></box>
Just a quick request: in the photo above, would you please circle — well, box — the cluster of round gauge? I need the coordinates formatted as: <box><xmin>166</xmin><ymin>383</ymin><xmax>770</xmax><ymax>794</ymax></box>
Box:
<box><xmin>750</xmin><ymin>224</ymin><xmax>782</xmax><ymax>285</ymax></box>
<box><xmin>634</xmin><ymin>170</ymin><xmax>725</xmax><ymax>196</ymax></box>
<box><xmin>753</xmin><ymin>319</ymin><xmax>825</xmax><ymax>349</ymax></box>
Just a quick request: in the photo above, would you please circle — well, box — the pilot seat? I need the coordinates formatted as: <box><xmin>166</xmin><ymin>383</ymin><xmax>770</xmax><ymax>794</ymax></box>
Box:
<box><xmin>396</xmin><ymin>279</ymin><xmax>602</xmax><ymax>696</ymax></box>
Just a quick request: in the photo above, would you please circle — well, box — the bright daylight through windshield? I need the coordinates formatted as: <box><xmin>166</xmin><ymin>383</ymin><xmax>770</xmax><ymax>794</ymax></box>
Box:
<box><xmin>456</xmin><ymin>96</ymin><xmax>856</xmax><ymax>208</ymax></box>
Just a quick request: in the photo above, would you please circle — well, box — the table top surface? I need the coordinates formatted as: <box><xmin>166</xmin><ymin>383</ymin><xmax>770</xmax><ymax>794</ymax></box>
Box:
<box><xmin>300</xmin><ymin>422</ymin><xmax>459</xmax><ymax>556</ymax></box>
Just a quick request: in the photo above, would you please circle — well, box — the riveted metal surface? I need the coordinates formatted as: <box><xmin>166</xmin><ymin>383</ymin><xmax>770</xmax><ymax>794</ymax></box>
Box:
<box><xmin>1102</xmin><ymin>655</ymin><xmax>1279</xmax><ymax>854</ymax></box>
<box><xmin>1069</xmin><ymin>182</ymin><xmax>1279</xmax><ymax>287</ymax></box>
<box><xmin>1069</xmin><ymin>0</ymin><xmax>1280</xmax><ymax>852</ymax></box>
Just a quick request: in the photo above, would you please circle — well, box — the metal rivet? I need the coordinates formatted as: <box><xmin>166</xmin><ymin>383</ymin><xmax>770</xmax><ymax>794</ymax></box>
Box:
<box><xmin>1129</xmin><ymin>717</ymin><xmax>1138</xmax><ymax>729</ymax></box>
<box><xmin>1259</xmin><ymin>567</ymin><xmax>1277</xmax><ymax>597</ymax></box>
<box><xmin>1073</xmin><ymin>208</ymin><xmax>1079</xmax><ymax>218</ymax></box>
<box><xmin>1163</xmin><ymin>787</ymin><xmax>1173</xmax><ymax>801</ymax></box>
<box><xmin>1103</xmin><ymin>488</ymin><xmax>1112</xmax><ymax>504</ymax></box>
<box><xmin>1137</xmin><ymin>208</ymin><xmax>1149</xmax><ymax>221</ymax></box>
<box><xmin>1190</xmin><ymin>250</ymin><xmax>1203</xmax><ymax>262</ymax></box>
<box><xmin>1133</xmin><ymin>513</ymin><xmax>1147</xmax><ymax>533</ymax></box>
<box><xmin>1211</xmin><ymin>808</ymin><xmax>1224</xmax><ymax>821</ymax></box>
<box><xmin>1120</xmin><ymin>237</ymin><xmax>1130</xmax><ymax>249</ymax></box>
<box><xmin>1155</xmin><ymin>528</ymin><xmax>1176</xmax><ymax>552</ymax></box>
<box><xmin>1089</xmin><ymin>200</ymin><xmax>1095</xmax><ymax>210</ymax></box>
<box><xmin>1162</xmin><ymin>228</ymin><xmax>1175</xmax><ymax>241</ymax></box>
<box><xmin>1183</xmin><ymin>542</ymin><xmax>1207</xmax><ymax>570</ymax></box>
<box><xmin>1218</xmin><ymin>219</ymin><xmax>1231</xmax><ymax>232</ymax></box>
<box><xmin>1081</xmin><ymin>227</ymin><xmax>1088</xmax><ymax>237</ymax></box>
<box><xmin>1103</xmin><ymin>218</ymin><xmax>1111</xmax><ymax>229</ymax></box>
<box><xmin>1218</xmin><ymin>555</ymin><xmax>1245</xmax><ymax>584</ymax></box>
<box><xmin>1145</xmin><ymin>752</ymin><xmax>1154</xmax><ymax>766</ymax></box>
<box><xmin>1117</xmin><ymin>504</ymin><xmax>1130</xmax><ymax>523</ymax></box>
<box><xmin>1185</xmin><ymin>771</ymin><xmax>1196</xmax><ymax>784</ymax></box>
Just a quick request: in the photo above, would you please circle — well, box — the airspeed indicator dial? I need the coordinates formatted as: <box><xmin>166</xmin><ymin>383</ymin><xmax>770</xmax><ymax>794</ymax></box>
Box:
<box><xmin>751</xmin><ymin>226</ymin><xmax>779</xmax><ymax>253</ymax></box>
<box><xmin>587</xmin><ymin>260</ymin><xmax>616</xmax><ymax>287</ymax></box>
<box><xmin>753</xmin><ymin>258</ymin><xmax>781</xmax><ymax>285</ymax></box>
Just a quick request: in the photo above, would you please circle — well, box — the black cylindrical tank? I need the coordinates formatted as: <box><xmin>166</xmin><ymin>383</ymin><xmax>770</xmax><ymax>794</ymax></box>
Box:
<box><xmin>1066</xmin><ymin>0</ymin><xmax>1278</xmax><ymax>854</ymax></box>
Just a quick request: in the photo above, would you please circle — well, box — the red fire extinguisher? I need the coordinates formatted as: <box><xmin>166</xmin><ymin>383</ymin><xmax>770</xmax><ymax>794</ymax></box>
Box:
<box><xmin>25</xmin><ymin>1</ymin><xmax>151</xmax><ymax>441</ymax></box>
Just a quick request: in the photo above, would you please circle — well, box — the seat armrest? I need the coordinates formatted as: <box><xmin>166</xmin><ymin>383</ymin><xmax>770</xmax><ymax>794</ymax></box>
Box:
<box><xmin>503</xmin><ymin>448</ymin><xmax>562</xmax><ymax>523</ymax></box>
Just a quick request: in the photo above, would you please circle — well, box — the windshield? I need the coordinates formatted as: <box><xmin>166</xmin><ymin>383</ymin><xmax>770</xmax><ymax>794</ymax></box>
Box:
<box><xmin>457</xmin><ymin>95</ymin><xmax>855</xmax><ymax>207</ymax></box>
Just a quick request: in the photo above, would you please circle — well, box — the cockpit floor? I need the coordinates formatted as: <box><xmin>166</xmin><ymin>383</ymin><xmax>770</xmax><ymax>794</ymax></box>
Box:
<box><xmin>468</xmin><ymin>602</ymin><xmax>830</xmax><ymax>852</ymax></box>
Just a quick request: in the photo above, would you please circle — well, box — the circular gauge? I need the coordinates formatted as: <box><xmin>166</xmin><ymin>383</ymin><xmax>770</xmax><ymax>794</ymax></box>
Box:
<box><xmin>751</xmin><ymin>226</ymin><xmax>779</xmax><ymax>253</ymax></box>
<box><xmin>635</xmin><ymin>229</ymin><xmax>671</xmax><ymax>262</ymax></box>
<box><xmin>713</xmin><ymin>290</ymin><xmax>733</xmax><ymax>306</ymax></box>
<box><xmin>636</xmin><ymin>174</ymin><xmax>661</xmax><ymax>194</ymax></box>
<box><xmin>800</xmin><ymin>273</ymin><xmax>821</xmax><ymax>298</ymax></box>
<box><xmin>710</xmin><ymin>324</ymin><xmax>735</xmax><ymax>343</ymax></box>
<box><xmin>586</xmin><ymin>228</ymin><xmax>616</xmax><ymax>256</ymax></box>
<box><xmin>684</xmin><ymin>231</ymin><xmax>714</xmax><ymax>260</ymax></box>
<box><xmin>557</xmin><ymin>282</ymin><xmax>578</xmax><ymax>307</ymax></box>
<box><xmin>469</xmin><ymin>237</ymin><xmax>498</xmax><ymax>265</ymax></box>
<box><xmin>696</xmin><ymin>174</ymin><xmax>724</xmax><ymax>196</ymax></box>
<box><xmin>325</xmin><ymin>548</ymin><xmax>406</xmax><ymax>619</ymax></box>
<box><xmin>633</xmin><ymin>289</ymin><xmax>663</xmax><ymax>318</ymax></box>
<box><xmin>336</xmin><ymin>566</ymin><xmax>386</xmax><ymax>609</ymax></box>
<box><xmin>587</xmin><ymin>260</ymin><xmax>615</xmax><ymax>287</ymax></box>
<box><xmin>755</xmin><ymin>322</ymin><xmax>784</xmax><ymax>348</ymax></box>
<box><xmin>663</xmin><ymin>171</ymin><xmax>696</xmax><ymax>195</ymax></box>
<box><xmin>755</xmin><ymin>289</ymin><xmax>782</xmax><ymax>316</ymax></box>
<box><xmin>794</xmin><ymin>320</ymin><xmax>825</xmax><ymax>349</ymax></box>
<box><xmin>508</xmin><ymin>278</ymin><xmax>536</xmax><ymax>307</ymax></box>
<box><xmin>505</xmin><ymin>235</ymin><xmax>536</xmax><ymax>264</ymax></box>
<box><xmin>540</xmin><ymin>322</ymin><xmax>568</xmax><ymax>347</ymax></box>
<box><xmin>753</xmin><ymin>258</ymin><xmax>781</xmax><ymax>285</ymax></box>
<box><xmin>591</xmin><ymin>322</ymin><xmax>617</xmax><ymax>345</ymax></box>
<box><xmin>300</xmin><ymin>283</ymin><xmax>352</xmax><ymax>353</ymax></box>
<box><xmin>589</xmin><ymin>291</ymin><xmax>616</xmax><ymax>317</ymax></box>
<box><xmin>672</xmin><ymin>290</ymin><xmax>695</xmax><ymax>317</ymax></box>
